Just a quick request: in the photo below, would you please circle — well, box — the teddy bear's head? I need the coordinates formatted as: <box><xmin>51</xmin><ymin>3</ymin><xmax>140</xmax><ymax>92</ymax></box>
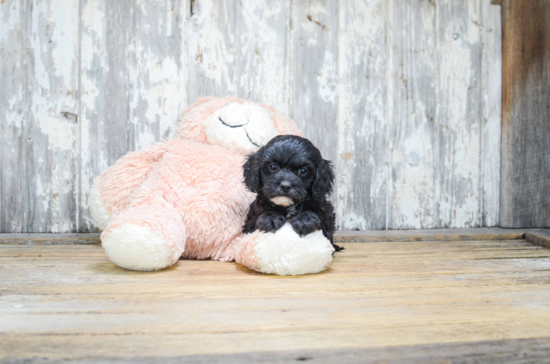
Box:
<box><xmin>176</xmin><ymin>97</ymin><xmax>302</xmax><ymax>154</ymax></box>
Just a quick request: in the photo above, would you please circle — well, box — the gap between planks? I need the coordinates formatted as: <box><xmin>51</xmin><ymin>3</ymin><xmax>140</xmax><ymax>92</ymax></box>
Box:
<box><xmin>1</xmin><ymin>228</ymin><xmax>550</xmax><ymax>248</ymax></box>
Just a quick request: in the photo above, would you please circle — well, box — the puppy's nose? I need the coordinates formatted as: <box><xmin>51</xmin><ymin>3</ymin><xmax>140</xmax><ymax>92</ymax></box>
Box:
<box><xmin>280</xmin><ymin>181</ymin><xmax>292</xmax><ymax>192</ymax></box>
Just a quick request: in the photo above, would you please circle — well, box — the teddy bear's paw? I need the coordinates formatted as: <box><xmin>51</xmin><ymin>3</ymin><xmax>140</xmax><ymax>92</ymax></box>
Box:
<box><xmin>102</xmin><ymin>224</ymin><xmax>178</xmax><ymax>271</ymax></box>
<box><xmin>90</xmin><ymin>186</ymin><xmax>111</xmax><ymax>231</ymax></box>
<box><xmin>254</xmin><ymin>223</ymin><xmax>334</xmax><ymax>276</ymax></box>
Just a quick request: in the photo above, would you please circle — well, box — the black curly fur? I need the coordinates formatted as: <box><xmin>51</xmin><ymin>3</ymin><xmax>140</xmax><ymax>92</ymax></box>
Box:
<box><xmin>242</xmin><ymin>135</ymin><xmax>343</xmax><ymax>252</ymax></box>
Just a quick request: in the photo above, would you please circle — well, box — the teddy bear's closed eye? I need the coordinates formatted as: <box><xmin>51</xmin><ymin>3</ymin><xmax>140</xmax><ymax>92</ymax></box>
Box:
<box><xmin>203</xmin><ymin>102</ymin><xmax>278</xmax><ymax>153</ymax></box>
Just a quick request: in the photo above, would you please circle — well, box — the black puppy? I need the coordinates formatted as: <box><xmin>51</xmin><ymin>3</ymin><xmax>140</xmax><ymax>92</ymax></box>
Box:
<box><xmin>242</xmin><ymin>135</ymin><xmax>343</xmax><ymax>251</ymax></box>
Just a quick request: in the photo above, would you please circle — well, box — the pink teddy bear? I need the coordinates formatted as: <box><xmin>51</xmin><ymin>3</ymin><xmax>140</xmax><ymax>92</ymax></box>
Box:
<box><xmin>90</xmin><ymin>97</ymin><xmax>335</xmax><ymax>275</ymax></box>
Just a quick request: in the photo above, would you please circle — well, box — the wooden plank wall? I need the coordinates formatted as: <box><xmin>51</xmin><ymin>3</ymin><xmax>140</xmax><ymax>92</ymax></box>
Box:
<box><xmin>0</xmin><ymin>0</ymin><xmax>502</xmax><ymax>233</ymax></box>
<box><xmin>1</xmin><ymin>1</ymin><xmax>80</xmax><ymax>233</ymax></box>
<box><xmin>500</xmin><ymin>0</ymin><xmax>550</xmax><ymax>228</ymax></box>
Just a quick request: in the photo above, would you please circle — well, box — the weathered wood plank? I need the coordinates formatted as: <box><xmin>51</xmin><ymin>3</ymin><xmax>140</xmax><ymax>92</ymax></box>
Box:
<box><xmin>0</xmin><ymin>233</ymin><xmax>100</xmax><ymax>245</ymax></box>
<box><xmin>289</xmin><ymin>0</ymin><xmax>339</xmax><ymax>206</ymax></box>
<box><xmin>2</xmin><ymin>241</ymin><xmax>550</xmax><ymax>360</ymax></box>
<box><xmin>388</xmin><ymin>0</ymin><xmax>437</xmax><ymax>229</ymax></box>
<box><xmin>525</xmin><ymin>230</ymin><xmax>550</xmax><ymax>250</ymax></box>
<box><xmin>335</xmin><ymin>227</ymin><xmax>527</xmax><ymax>243</ymax></box>
<box><xmin>0</xmin><ymin>0</ymin><xmax>79</xmax><ymax>233</ymax></box>
<box><xmin>6</xmin><ymin>228</ymin><xmax>550</xmax><ymax>245</ymax></box>
<box><xmin>388</xmin><ymin>0</ymin><xmax>493</xmax><ymax>230</ymax></box>
<box><xmin>79</xmin><ymin>0</ymin><xmax>186</xmax><ymax>232</ymax></box>
<box><xmin>480</xmin><ymin>0</ymin><xmax>502</xmax><ymax>227</ymax></box>
<box><xmin>336</xmin><ymin>0</ymin><xmax>388</xmax><ymax>230</ymax></box>
<box><xmin>500</xmin><ymin>0</ymin><xmax>550</xmax><ymax>228</ymax></box>
<box><xmin>13</xmin><ymin>337</ymin><xmax>547</xmax><ymax>364</ymax></box>
<box><xmin>2</xmin><ymin>0</ymin><xmax>505</xmax><ymax>233</ymax></box>
<box><xmin>435</xmin><ymin>0</ymin><xmax>483</xmax><ymax>228</ymax></box>
<box><xmin>0</xmin><ymin>0</ymin><xmax>26</xmax><ymax>233</ymax></box>
<box><xmin>186</xmin><ymin>0</ymin><xmax>291</xmax><ymax>114</ymax></box>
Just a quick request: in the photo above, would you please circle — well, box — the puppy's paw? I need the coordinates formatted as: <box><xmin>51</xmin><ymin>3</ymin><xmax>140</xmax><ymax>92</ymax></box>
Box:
<box><xmin>332</xmin><ymin>243</ymin><xmax>345</xmax><ymax>252</ymax></box>
<box><xmin>290</xmin><ymin>211</ymin><xmax>322</xmax><ymax>236</ymax></box>
<box><xmin>256</xmin><ymin>212</ymin><xmax>287</xmax><ymax>233</ymax></box>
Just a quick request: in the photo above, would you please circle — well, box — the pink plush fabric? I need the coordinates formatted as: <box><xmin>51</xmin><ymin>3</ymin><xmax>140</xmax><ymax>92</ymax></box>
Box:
<box><xmin>94</xmin><ymin>96</ymin><xmax>303</xmax><ymax>270</ymax></box>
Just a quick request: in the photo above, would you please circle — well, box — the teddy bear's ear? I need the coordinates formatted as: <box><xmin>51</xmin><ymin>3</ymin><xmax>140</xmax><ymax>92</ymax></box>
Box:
<box><xmin>243</xmin><ymin>150</ymin><xmax>263</xmax><ymax>193</ymax></box>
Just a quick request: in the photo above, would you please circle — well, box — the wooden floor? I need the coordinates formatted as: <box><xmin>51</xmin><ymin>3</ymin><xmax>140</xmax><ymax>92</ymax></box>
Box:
<box><xmin>2</xmin><ymin>235</ymin><xmax>550</xmax><ymax>362</ymax></box>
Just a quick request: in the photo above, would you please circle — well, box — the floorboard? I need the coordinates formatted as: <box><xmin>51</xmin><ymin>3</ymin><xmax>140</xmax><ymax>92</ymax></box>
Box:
<box><xmin>2</xmin><ymin>227</ymin><xmax>550</xmax><ymax>245</ymax></box>
<box><xmin>1</xmin><ymin>239</ymin><xmax>550</xmax><ymax>362</ymax></box>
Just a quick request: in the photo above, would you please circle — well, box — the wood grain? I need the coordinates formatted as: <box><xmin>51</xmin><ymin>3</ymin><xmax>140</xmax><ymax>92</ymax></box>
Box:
<box><xmin>0</xmin><ymin>233</ymin><xmax>101</xmax><ymax>245</ymax></box>
<box><xmin>388</xmin><ymin>0</ymin><xmax>500</xmax><ymax>230</ymax></box>
<box><xmin>335</xmin><ymin>227</ymin><xmax>526</xmax><ymax>243</ymax></box>
<box><xmin>0</xmin><ymin>0</ymin><xmax>79</xmax><ymax>233</ymax></box>
<box><xmin>28</xmin><ymin>337</ymin><xmax>550</xmax><ymax>363</ymax></box>
<box><xmin>186</xmin><ymin>0</ymin><xmax>291</xmax><ymax>114</ymax></box>
<box><xmin>526</xmin><ymin>230</ymin><xmax>550</xmax><ymax>250</ymax></box>
<box><xmin>435</xmin><ymin>0</ymin><xmax>483</xmax><ymax>228</ymax></box>
<box><xmin>481</xmin><ymin>0</ymin><xmax>502</xmax><ymax>227</ymax></box>
<box><xmin>290</xmin><ymin>0</ymin><xmax>339</xmax><ymax>207</ymax></box>
<box><xmin>336</xmin><ymin>0</ymin><xmax>388</xmax><ymax>230</ymax></box>
<box><xmin>500</xmin><ymin>0</ymin><xmax>550</xmax><ymax>228</ymax></box>
<box><xmin>7</xmin><ymin>227</ymin><xmax>550</xmax><ymax>245</ymax></box>
<box><xmin>388</xmin><ymin>0</ymin><xmax>437</xmax><ymax>229</ymax></box>
<box><xmin>79</xmin><ymin>0</ymin><xmax>186</xmax><ymax>232</ymax></box>
<box><xmin>1</xmin><ymin>0</ymin><xmax>504</xmax><ymax>233</ymax></box>
<box><xmin>2</xmin><ymin>240</ymin><xmax>550</xmax><ymax>361</ymax></box>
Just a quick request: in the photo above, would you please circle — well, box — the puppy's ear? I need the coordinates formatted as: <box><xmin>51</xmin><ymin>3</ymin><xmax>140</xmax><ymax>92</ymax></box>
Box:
<box><xmin>243</xmin><ymin>150</ymin><xmax>263</xmax><ymax>193</ymax></box>
<box><xmin>312</xmin><ymin>159</ymin><xmax>334</xmax><ymax>201</ymax></box>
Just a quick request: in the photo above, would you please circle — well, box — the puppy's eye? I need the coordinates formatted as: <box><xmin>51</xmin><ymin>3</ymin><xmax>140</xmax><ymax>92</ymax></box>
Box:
<box><xmin>269</xmin><ymin>163</ymin><xmax>279</xmax><ymax>171</ymax></box>
<box><xmin>298</xmin><ymin>167</ymin><xmax>307</xmax><ymax>175</ymax></box>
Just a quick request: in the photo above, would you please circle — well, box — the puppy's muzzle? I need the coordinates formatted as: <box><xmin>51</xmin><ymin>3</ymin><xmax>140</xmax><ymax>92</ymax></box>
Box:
<box><xmin>270</xmin><ymin>196</ymin><xmax>294</xmax><ymax>207</ymax></box>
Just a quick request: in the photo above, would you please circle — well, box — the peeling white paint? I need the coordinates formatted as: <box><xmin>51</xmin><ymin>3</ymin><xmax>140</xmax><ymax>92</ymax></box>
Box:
<box><xmin>80</xmin><ymin>0</ymin><xmax>109</xmax><ymax>220</ymax></box>
<box><xmin>6</xmin><ymin>95</ymin><xmax>23</xmax><ymax>128</ymax></box>
<box><xmin>36</xmin><ymin>115</ymin><xmax>75</xmax><ymax>151</ymax></box>
<box><xmin>342</xmin><ymin>213</ymin><xmax>367</xmax><ymax>231</ymax></box>
<box><xmin>337</xmin><ymin>0</ymin><xmax>388</xmax><ymax>230</ymax></box>
<box><xmin>50</xmin><ymin>1</ymin><xmax>79</xmax><ymax>86</ymax></box>
<box><xmin>317</xmin><ymin>50</ymin><xmax>337</xmax><ymax>104</ymax></box>
<box><xmin>187</xmin><ymin>0</ymin><xmax>236</xmax><ymax>94</ymax></box>
<box><xmin>129</xmin><ymin>49</ymin><xmax>179</xmax><ymax>149</ymax></box>
<box><xmin>0</xmin><ymin>1</ymin><xmax>20</xmax><ymax>43</ymax></box>
<box><xmin>187</xmin><ymin>0</ymin><xmax>289</xmax><ymax>114</ymax></box>
<box><xmin>1</xmin><ymin>0</ymin><xmax>502</xmax><ymax>233</ymax></box>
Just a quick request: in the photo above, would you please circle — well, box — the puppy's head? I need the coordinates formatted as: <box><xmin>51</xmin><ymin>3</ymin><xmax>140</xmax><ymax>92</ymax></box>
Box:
<box><xmin>243</xmin><ymin>135</ymin><xmax>334</xmax><ymax>206</ymax></box>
